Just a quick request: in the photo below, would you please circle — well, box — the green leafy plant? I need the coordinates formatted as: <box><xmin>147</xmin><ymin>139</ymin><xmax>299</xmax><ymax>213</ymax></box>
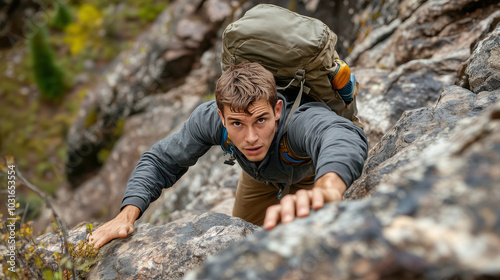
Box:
<box><xmin>0</xmin><ymin>159</ymin><xmax>101</xmax><ymax>279</ymax></box>
<box><xmin>51</xmin><ymin>1</ymin><xmax>73</xmax><ymax>30</ymax></box>
<box><xmin>29</xmin><ymin>26</ymin><xmax>67</xmax><ymax>102</ymax></box>
<box><xmin>137</xmin><ymin>1</ymin><xmax>166</xmax><ymax>24</ymax></box>
<box><xmin>0</xmin><ymin>216</ymin><xmax>101</xmax><ymax>279</ymax></box>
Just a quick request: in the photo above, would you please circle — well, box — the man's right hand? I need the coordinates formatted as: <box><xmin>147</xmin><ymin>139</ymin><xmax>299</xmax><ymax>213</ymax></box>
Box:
<box><xmin>87</xmin><ymin>205</ymin><xmax>140</xmax><ymax>248</ymax></box>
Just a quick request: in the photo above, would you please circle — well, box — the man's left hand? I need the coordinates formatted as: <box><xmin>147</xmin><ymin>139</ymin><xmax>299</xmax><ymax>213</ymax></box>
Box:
<box><xmin>263</xmin><ymin>172</ymin><xmax>346</xmax><ymax>230</ymax></box>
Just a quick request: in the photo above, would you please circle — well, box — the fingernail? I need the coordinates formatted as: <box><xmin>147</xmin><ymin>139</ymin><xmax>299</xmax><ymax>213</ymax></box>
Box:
<box><xmin>283</xmin><ymin>215</ymin><xmax>292</xmax><ymax>223</ymax></box>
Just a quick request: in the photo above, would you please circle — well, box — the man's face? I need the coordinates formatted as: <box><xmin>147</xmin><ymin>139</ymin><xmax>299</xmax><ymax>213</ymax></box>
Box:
<box><xmin>218</xmin><ymin>99</ymin><xmax>283</xmax><ymax>162</ymax></box>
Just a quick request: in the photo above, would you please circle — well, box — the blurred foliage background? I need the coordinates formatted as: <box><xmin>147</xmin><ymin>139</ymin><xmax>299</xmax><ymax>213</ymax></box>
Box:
<box><xmin>0</xmin><ymin>0</ymin><xmax>168</xmax><ymax>221</ymax></box>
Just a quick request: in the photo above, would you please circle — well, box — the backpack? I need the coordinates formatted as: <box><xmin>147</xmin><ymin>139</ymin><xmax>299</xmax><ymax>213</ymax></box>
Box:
<box><xmin>219</xmin><ymin>4</ymin><xmax>361</xmax><ymax>167</ymax></box>
<box><xmin>221</xmin><ymin>4</ymin><xmax>361</xmax><ymax>128</ymax></box>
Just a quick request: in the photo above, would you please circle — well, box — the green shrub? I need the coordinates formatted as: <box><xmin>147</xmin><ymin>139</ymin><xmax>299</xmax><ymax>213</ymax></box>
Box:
<box><xmin>0</xmin><ymin>160</ymin><xmax>101</xmax><ymax>279</ymax></box>
<box><xmin>138</xmin><ymin>3</ymin><xmax>166</xmax><ymax>23</ymax></box>
<box><xmin>29</xmin><ymin>26</ymin><xmax>67</xmax><ymax>102</ymax></box>
<box><xmin>51</xmin><ymin>1</ymin><xmax>73</xmax><ymax>30</ymax></box>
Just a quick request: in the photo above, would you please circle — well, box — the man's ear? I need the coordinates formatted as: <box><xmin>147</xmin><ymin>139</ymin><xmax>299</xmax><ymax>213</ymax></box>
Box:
<box><xmin>274</xmin><ymin>100</ymin><xmax>283</xmax><ymax>121</ymax></box>
<box><xmin>217</xmin><ymin>109</ymin><xmax>226</xmax><ymax>127</ymax></box>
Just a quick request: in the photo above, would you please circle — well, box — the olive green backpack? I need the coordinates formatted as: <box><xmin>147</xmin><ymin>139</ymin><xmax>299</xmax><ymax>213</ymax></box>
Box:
<box><xmin>221</xmin><ymin>4</ymin><xmax>362</xmax><ymax>128</ymax></box>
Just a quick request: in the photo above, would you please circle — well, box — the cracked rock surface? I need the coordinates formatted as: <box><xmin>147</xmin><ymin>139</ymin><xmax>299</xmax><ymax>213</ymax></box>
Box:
<box><xmin>34</xmin><ymin>1</ymin><xmax>500</xmax><ymax>279</ymax></box>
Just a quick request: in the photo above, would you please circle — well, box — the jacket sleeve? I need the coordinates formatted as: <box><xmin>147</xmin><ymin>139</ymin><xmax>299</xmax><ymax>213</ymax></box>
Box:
<box><xmin>286</xmin><ymin>102</ymin><xmax>368</xmax><ymax>187</ymax></box>
<box><xmin>121</xmin><ymin>101</ymin><xmax>222</xmax><ymax>218</ymax></box>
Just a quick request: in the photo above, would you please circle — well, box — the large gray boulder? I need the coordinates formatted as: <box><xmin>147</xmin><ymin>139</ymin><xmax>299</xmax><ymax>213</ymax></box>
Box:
<box><xmin>36</xmin><ymin>213</ymin><xmax>259</xmax><ymax>280</ymax></box>
<box><xmin>88</xmin><ymin>213</ymin><xmax>258</xmax><ymax>280</ymax></box>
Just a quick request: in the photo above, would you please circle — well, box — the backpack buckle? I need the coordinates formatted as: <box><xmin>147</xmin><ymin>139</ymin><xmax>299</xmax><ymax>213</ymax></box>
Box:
<box><xmin>224</xmin><ymin>145</ymin><xmax>236</xmax><ymax>166</ymax></box>
<box><xmin>294</xmin><ymin>69</ymin><xmax>305</xmax><ymax>81</ymax></box>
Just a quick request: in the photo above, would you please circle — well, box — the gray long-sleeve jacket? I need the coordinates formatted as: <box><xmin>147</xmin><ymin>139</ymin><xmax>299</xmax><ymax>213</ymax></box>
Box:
<box><xmin>122</xmin><ymin>94</ymin><xmax>368</xmax><ymax>217</ymax></box>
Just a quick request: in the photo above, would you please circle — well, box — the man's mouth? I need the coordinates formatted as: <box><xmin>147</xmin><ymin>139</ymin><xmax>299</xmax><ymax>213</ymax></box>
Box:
<box><xmin>245</xmin><ymin>146</ymin><xmax>262</xmax><ymax>155</ymax></box>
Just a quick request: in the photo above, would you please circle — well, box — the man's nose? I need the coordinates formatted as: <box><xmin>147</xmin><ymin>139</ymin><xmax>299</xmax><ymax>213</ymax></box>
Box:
<box><xmin>245</xmin><ymin>126</ymin><xmax>258</xmax><ymax>143</ymax></box>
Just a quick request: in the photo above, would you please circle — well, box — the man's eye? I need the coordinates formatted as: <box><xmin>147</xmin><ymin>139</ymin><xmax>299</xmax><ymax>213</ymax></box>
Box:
<box><xmin>257</xmin><ymin>118</ymin><xmax>265</xmax><ymax>124</ymax></box>
<box><xmin>232</xmin><ymin>122</ymin><xmax>241</xmax><ymax>127</ymax></box>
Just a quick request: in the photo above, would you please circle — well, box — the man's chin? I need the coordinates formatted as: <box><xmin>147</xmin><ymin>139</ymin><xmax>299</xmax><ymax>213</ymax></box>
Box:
<box><xmin>243</xmin><ymin>151</ymin><xmax>266</xmax><ymax>162</ymax></box>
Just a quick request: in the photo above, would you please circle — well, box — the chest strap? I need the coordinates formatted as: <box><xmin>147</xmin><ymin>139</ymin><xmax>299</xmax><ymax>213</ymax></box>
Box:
<box><xmin>279</xmin><ymin>134</ymin><xmax>312</xmax><ymax>166</ymax></box>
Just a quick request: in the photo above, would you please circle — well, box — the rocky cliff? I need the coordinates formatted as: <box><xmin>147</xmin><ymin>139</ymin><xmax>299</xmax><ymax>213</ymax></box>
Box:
<box><xmin>36</xmin><ymin>0</ymin><xmax>500</xmax><ymax>279</ymax></box>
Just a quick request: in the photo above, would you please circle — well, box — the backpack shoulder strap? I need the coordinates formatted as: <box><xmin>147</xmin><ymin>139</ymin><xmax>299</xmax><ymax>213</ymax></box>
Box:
<box><xmin>282</xmin><ymin>69</ymin><xmax>307</xmax><ymax>133</ymax></box>
<box><xmin>221</xmin><ymin>127</ymin><xmax>236</xmax><ymax>165</ymax></box>
<box><xmin>221</xmin><ymin>127</ymin><xmax>232</xmax><ymax>153</ymax></box>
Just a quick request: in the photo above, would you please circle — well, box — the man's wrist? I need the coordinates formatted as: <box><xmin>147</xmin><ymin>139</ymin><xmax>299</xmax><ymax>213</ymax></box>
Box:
<box><xmin>315</xmin><ymin>172</ymin><xmax>347</xmax><ymax>196</ymax></box>
<box><xmin>118</xmin><ymin>205</ymin><xmax>141</xmax><ymax>223</ymax></box>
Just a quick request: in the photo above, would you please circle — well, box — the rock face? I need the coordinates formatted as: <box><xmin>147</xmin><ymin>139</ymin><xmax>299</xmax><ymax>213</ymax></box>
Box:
<box><xmin>183</xmin><ymin>23</ymin><xmax>500</xmax><ymax>280</ymax></box>
<box><xmin>37</xmin><ymin>213</ymin><xmax>259</xmax><ymax>280</ymax></box>
<box><xmin>459</xmin><ymin>21</ymin><xmax>500</xmax><ymax>94</ymax></box>
<box><xmin>348</xmin><ymin>0</ymin><xmax>500</xmax><ymax>70</ymax></box>
<box><xmin>354</xmin><ymin>60</ymin><xmax>457</xmax><ymax>148</ymax></box>
<box><xmin>346</xmin><ymin>86</ymin><xmax>499</xmax><ymax>200</ymax></box>
<box><xmin>34</xmin><ymin>0</ymin><xmax>500</xmax><ymax>279</ymax></box>
<box><xmin>348</xmin><ymin>18</ymin><xmax>500</xmax><ymax>199</ymax></box>
<box><xmin>350</xmin><ymin>0</ymin><xmax>500</xmax><ymax>147</ymax></box>
<box><xmin>88</xmin><ymin>213</ymin><xmax>258</xmax><ymax>280</ymax></box>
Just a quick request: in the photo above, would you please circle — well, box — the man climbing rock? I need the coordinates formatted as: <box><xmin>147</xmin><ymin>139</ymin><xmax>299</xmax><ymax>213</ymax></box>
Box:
<box><xmin>88</xmin><ymin>4</ymin><xmax>368</xmax><ymax>248</ymax></box>
<box><xmin>88</xmin><ymin>62</ymin><xmax>368</xmax><ymax>248</ymax></box>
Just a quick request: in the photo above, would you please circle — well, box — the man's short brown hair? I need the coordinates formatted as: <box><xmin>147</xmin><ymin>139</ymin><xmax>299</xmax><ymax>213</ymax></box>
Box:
<box><xmin>215</xmin><ymin>62</ymin><xmax>277</xmax><ymax>115</ymax></box>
